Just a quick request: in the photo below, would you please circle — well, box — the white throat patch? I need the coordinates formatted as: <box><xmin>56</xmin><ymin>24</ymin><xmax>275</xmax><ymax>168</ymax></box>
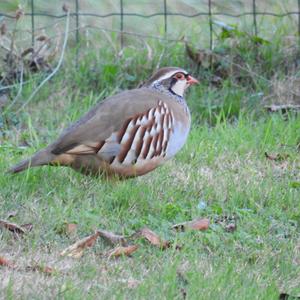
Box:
<box><xmin>170</xmin><ymin>79</ymin><xmax>187</xmax><ymax>97</ymax></box>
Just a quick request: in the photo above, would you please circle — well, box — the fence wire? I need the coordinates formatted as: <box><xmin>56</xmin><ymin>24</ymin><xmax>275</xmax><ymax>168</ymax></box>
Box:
<box><xmin>0</xmin><ymin>0</ymin><xmax>299</xmax><ymax>106</ymax></box>
<box><xmin>0</xmin><ymin>0</ymin><xmax>300</xmax><ymax>51</ymax></box>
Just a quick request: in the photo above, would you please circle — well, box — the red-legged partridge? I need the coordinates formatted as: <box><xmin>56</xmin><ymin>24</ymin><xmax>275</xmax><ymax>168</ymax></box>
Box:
<box><xmin>9</xmin><ymin>67</ymin><xmax>198</xmax><ymax>177</ymax></box>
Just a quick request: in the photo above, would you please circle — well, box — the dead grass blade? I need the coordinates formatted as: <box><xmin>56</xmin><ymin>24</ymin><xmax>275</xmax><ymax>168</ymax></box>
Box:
<box><xmin>106</xmin><ymin>245</ymin><xmax>138</xmax><ymax>259</ymax></box>
<box><xmin>144</xmin><ymin>40</ymin><xmax>153</xmax><ymax>62</ymax></box>
<box><xmin>133</xmin><ymin>228</ymin><xmax>170</xmax><ymax>249</ymax></box>
<box><xmin>172</xmin><ymin>218</ymin><xmax>210</xmax><ymax>232</ymax></box>
<box><xmin>60</xmin><ymin>231</ymin><xmax>100</xmax><ymax>258</ymax></box>
<box><xmin>0</xmin><ymin>256</ymin><xmax>15</xmax><ymax>268</ymax></box>
<box><xmin>97</xmin><ymin>229</ymin><xmax>127</xmax><ymax>246</ymax></box>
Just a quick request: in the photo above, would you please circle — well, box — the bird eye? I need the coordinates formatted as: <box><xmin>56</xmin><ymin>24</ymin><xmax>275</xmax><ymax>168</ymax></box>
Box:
<box><xmin>175</xmin><ymin>73</ymin><xmax>185</xmax><ymax>80</ymax></box>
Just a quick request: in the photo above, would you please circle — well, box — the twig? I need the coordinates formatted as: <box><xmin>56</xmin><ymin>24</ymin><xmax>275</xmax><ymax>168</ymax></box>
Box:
<box><xmin>0</xmin><ymin>77</ymin><xmax>38</xmax><ymax>92</ymax></box>
<box><xmin>16</xmin><ymin>9</ymin><xmax>70</xmax><ymax>113</ymax></box>
<box><xmin>156</xmin><ymin>47</ymin><xmax>166</xmax><ymax>69</ymax></box>
<box><xmin>0</xmin><ymin>43</ymin><xmax>13</xmax><ymax>53</ymax></box>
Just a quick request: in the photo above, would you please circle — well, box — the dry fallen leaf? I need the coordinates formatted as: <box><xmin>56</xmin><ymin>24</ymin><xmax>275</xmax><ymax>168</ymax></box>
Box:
<box><xmin>55</xmin><ymin>223</ymin><xmax>77</xmax><ymax>236</ymax></box>
<box><xmin>0</xmin><ymin>219</ymin><xmax>27</xmax><ymax>235</ymax></box>
<box><xmin>134</xmin><ymin>228</ymin><xmax>170</xmax><ymax>249</ymax></box>
<box><xmin>66</xmin><ymin>223</ymin><xmax>77</xmax><ymax>235</ymax></box>
<box><xmin>172</xmin><ymin>218</ymin><xmax>210</xmax><ymax>232</ymax></box>
<box><xmin>106</xmin><ymin>245</ymin><xmax>138</xmax><ymax>258</ymax></box>
<box><xmin>60</xmin><ymin>231</ymin><xmax>100</xmax><ymax>258</ymax></box>
<box><xmin>0</xmin><ymin>256</ymin><xmax>15</xmax><ymax>268</ymax></box>
<box><xmin>97</xmin><ymin>229</ymin><xmax>127</xmax><ymax>246</ymax></box>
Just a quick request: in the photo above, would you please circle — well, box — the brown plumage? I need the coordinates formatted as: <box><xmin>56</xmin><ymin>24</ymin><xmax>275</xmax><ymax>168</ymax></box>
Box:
<box><xmin>9</xmin><ymin>67</ymin><xmax>198</xmax><ymax>178</ymax></box>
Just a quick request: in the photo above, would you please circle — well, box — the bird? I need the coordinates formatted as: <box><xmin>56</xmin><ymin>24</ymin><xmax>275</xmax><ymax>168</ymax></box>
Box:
<box><xmin>9</xmin><ymin>67</ymin><xmax>198</xmax><ymax>178</ymax></box>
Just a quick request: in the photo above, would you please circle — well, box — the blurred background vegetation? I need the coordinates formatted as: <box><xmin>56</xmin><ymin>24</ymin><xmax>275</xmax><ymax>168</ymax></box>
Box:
<box><xmin>0</xmin><ymin>0</ymin><xmax>299</xmax><ymax>141</ymax></box>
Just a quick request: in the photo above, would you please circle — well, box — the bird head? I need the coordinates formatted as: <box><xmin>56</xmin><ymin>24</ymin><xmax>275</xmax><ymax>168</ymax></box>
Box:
<box><xmin>145</xmin><ymin>67</ymin><xmax>199</xmax><ymax>97</ymax></box>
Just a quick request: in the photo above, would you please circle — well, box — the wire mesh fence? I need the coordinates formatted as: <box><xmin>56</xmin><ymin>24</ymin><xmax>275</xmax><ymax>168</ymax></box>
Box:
<box><xmin>0</xmin><ymin>1</ymin><xmax>299</xmax><ymax>111</ymax></box>
<box><xmin>0</xmin><ymin>0</ymin><xmax>300</xmax><ymax>96</ymax></box>
<box><xmin>1</xmin><ymin>0</ymin><xmax>300</xmax><ymax>51</ymax></box>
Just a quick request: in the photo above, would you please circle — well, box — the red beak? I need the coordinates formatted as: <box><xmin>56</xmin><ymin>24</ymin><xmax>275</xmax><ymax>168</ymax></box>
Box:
<box><xmin>186</xmin><ymin>75</ymin><xmax>199</xmax><ymax>85</ymax></box>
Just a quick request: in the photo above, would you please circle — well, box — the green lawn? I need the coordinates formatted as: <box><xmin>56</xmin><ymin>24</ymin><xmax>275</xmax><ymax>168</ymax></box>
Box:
<box><xmin>1</xmin><ymin>111</ymin><xmax>300</xmax><ymax>299</ymax></box>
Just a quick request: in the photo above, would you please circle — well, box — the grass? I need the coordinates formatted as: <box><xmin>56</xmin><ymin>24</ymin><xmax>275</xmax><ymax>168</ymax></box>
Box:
<box><xmin>1</xmin><ymin>110</ymin><xmax>300</xmax><ymax>298</ymax></box>
<box><xmin>0</xmin><ymin>3</ymin><xmax>300</xmax><ymax>297</ymax></box>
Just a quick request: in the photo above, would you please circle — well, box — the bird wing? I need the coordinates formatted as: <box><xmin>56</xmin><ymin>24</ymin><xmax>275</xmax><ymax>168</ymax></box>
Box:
<box><xmin>49</xmin><ymin>88</ymin><xmax>176</xmax><ymax>161</ymax></box>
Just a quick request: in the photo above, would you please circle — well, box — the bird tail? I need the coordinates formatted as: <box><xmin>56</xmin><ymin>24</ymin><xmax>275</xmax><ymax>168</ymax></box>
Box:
<box><xmin>8</xmin><ymin>149</ymin><xmax>55</xmax><ymax>174</ymax></box>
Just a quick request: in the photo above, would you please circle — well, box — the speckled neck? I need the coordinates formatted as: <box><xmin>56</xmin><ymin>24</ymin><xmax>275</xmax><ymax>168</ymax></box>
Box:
<box><xmin>150</xmin><ymin>82</ymin><xmax>189</xmax><ymax>113</ymax></box>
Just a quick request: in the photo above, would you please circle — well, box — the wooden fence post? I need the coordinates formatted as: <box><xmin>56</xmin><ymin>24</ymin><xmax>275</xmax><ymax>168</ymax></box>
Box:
<box><xmin>31</xmin><ymin>0</ymin><xmax>35</xmax><ymax>47</ymax></box>
<box><xmin>164</xmin><ymin>0</ymin><xmax>167</xmax><ymax>37</ymax></box>
<box><xmin>75</xmin><ymin>0</ymin><xmax>79</xmax><ymax>67</ymax></box>
<box><xmin>252</xmin><ymin>0</ymin><xmax>258</xmax><ymax>36</ymax></box>
<box><xmin>120</xmin><ymin>0</ymin><xmax>124</xmax><ymax>48</ymax></box>
<box><xmin>208</xmin><ymin>0</ymin><xmax>213</xmax><ymax>50</ymax></box>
